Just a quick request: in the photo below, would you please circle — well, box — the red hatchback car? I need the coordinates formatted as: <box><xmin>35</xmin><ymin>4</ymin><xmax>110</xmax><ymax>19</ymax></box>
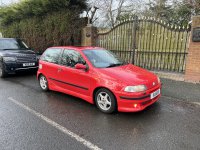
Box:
<box><xmin>37</xmin><ymin>46</ymin><xmax>161</xmax><ymax>113</ymax></box>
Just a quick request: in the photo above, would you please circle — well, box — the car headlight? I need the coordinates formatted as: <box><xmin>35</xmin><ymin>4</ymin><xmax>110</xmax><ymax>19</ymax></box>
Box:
<box><xmin>3</xmin><ymin>57</ymin><xmax>16</xmax><ymax>62</ymax></box>
<box><xmin>124</xmin><ymin>85</ymin><xmax>147</xmax><ymax>92</ymax></box>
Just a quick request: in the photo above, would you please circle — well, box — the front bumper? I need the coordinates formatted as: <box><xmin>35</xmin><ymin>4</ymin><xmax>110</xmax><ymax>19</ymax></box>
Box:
<box><xmin>4</xmin><ymin>62</ymin><xmax>38</xmax><ymax>74</ymax></box>
<box><xmin>116</xmin><ymin>84</ymin><xmax>161</xmax><ymax>112</ymax></box>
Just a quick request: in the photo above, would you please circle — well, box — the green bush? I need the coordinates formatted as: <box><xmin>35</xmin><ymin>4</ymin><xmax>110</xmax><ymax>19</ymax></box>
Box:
<box><xmin>0</xmin><ymin>0</ymin><xmax>87</xmax><ymax>52</ymax></box>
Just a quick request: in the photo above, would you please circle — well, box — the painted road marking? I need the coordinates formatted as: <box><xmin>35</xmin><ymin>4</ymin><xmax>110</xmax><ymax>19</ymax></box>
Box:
<box><xmin>191</xmin><ymin>102</ymin><xmax>200</xmax><ymax>106</ymax></box>
<box><xmin>8</xmin><ymin>97</ymin><xmax>102</xmax><ymax>150</ymax></box>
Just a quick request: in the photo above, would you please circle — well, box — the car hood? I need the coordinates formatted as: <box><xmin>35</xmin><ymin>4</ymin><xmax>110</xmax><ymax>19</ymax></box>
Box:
<box><xmin>0</xmin><ymin>49</ymin><xmax>35</xmax><ymax>57</ymax></box>
<box><xmin>98</xmin><ymin>64</ymin><xmax>159</xmax><ymax>89</ymax></box>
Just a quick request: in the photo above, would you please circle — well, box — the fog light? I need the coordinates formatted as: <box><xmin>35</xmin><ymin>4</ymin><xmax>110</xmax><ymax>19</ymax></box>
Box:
<box><xmin>133</xmin><ymin>104</ymin><xmax>138</xmax><ymax>108</ymax></box>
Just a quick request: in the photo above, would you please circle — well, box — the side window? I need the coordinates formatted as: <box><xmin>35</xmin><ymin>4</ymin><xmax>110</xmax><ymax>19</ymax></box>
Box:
<box><xmin>61</xmin><ymin>50</ymin><xmax>85</xmax><ymax>68</ymax></box>
<box><xmin>41</xmin><ymin>48</ymin><xmax>62</xmax><ymax>64</ymax></box>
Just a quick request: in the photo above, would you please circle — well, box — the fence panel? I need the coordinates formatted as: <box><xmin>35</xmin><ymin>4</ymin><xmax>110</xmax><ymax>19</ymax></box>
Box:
<box><xmin>97</xmin><ymin>17</ymin><xmax>191</xmax><ymax>73</ymax></box>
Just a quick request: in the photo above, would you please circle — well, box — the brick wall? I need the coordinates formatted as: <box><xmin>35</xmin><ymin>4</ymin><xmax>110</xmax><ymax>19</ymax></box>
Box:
<box><xmin>185</xmin><ymin>16</ymin><xmax>200</xmax><ymax>83</ymax></box>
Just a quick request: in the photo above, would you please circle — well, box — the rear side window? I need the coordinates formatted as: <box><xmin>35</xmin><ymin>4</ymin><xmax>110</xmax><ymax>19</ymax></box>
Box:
<box><xmin>61</xmin><ymin>50</ymin><xmax>85</xmax><ymax>68</ymax></box>
<box><xmin>41</xmin><ymin>48</ymin><xmax>62</xmax><ymax>64</ymax></box>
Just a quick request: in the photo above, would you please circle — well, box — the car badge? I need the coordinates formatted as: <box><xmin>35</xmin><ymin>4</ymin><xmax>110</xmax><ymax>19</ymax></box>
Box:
<box><xmin>153</xmin><ymin>82</ymin><xmax>155</xmax><ymax>86</ymax></box>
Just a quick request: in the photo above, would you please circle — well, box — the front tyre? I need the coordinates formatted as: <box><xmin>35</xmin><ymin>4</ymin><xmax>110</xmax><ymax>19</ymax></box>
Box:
<box><xmin>39</xmin><ymin>75</ymin><xmax>49</xmax><ymax>91</ymax></box>
<box><xmin>0</xmin><ymin>62</ymin><xmax>7</xmax><ymax>78</ymax></box>
<box><xmin>95</xmin><ymin>88</ymin><xmax>117</xmax><ymax>114</ymax></box>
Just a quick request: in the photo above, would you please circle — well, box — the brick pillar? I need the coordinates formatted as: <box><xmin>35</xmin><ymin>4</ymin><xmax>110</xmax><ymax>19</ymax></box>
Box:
<box><xmin>185</xmin><ymin>16</ymin><xmax>200</xmax><ymax>83</ymax></box>
<box><xmin>81</xmin><ymin>25</ymin><xmax>98</xmax><ymax>47</ymax></box>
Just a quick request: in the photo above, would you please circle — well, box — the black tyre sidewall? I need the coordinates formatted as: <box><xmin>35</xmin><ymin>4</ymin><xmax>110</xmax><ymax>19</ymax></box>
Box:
<box><xmin>95</xmin><ymin>88</ymin><xmax>117</xmax><ymax>114</ymax></box>
<box><xmin>0</xmin><ymin>62</ymin><xmax>6</xmax><ymax>78</ymax></box>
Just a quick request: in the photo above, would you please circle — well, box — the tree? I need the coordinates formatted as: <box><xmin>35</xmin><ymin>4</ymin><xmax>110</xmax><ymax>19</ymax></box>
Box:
<box><xmin>171</xmin><ymin>0</ymin><xmax>200</xmax><ymax>26</ymax></box>
<box><xmin>88</xmin><ymin>0</ymin><xmax>145</xmax><ymax>27</ymax></box>
<box><xmin>0</xmin><ymin>0</ymin><xmax>88</xmax><ymax>51</ymax></box>
<box><xmin>146</xmin><ymin>0</ymin><xmax>173</xmax><ymax>22</ymax></box>
<box><xmin>0</xmin><ymin>0</ymin><xmax>87</xmax><ymax>25</ymax></box>
<box><xmin>143</xmin><ymin>0</ymin><xmax>200</xmax><ymax>26</ymax></box>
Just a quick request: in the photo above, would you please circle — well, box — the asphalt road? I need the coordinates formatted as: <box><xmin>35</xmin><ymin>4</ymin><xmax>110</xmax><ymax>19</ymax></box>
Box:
<box><xmin>0</xmin><ymin>72</ymin><xmax>200</xmax><ymax>150</ymax></box>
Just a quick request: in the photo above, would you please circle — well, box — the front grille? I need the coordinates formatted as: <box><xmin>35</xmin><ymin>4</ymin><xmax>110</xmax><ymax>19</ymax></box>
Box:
<box><xmin>16</xmin><ymin>54</ymin><xmax>36</xmax><ymax>63</ymax></box>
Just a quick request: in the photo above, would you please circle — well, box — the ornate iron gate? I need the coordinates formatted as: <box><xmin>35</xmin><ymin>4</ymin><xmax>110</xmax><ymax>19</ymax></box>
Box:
<box><xmin>97</xmin><ymin>16</ymin><xmax>191</xmax><ymax>73</ymax></box>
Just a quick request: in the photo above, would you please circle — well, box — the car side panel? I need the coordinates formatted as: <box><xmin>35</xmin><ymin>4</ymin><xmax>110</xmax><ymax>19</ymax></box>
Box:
<box><xmin>39</xmin><ymin>60</ymin><xmax>61</xmax><ymax>88</ymax></box>
<box><xmin>38</xmin><ymin>60</ymin><xmax>95</xmax><ymax>104</ymax></box>
<box><xmin>57</xmin><ymin>66</ymin><xmax>91</xmax><ymax>96</ymax></box>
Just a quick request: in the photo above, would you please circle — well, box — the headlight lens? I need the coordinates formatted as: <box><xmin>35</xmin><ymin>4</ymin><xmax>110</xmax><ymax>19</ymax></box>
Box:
<box><xmin>3</xmin><ymin>57</ymin><xmax>16</xmax><ymax>62</ymax></box>
<box><xmin>124</xmin><ymin>85</ymin><xmax>147</xmax><ymax>92</ymax></box>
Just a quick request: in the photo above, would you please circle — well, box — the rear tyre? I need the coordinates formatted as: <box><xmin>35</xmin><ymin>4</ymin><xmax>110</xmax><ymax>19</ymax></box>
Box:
<box><xmin>0</xmin><ymin>62</ymin><xmax>7</xmax><ymax>78</ymax></box>
<box><xmin>39</xmin><ymin>75</ymin><xmax>49</xmax><ymax>91</ymax></box>
<box><xmin>95</xmin><ymin>88</ymin><xmax>117</xmax><ymax>114</ymax></box>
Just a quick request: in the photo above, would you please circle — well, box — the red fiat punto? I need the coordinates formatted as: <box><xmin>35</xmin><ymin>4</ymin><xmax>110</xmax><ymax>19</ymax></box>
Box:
<box><xmin>37</xmin><ymin>46</ymin><xmax>161</xmax><ymax>113</ymax></box>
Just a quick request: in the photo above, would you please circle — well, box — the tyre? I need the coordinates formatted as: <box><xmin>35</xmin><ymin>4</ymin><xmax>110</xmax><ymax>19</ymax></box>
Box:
<box><xmin>0</xmin><ymin>62</ymin><xmax>7</xmax><ymax>78</ymax></box>
<box><xmin>39</xmin><ymin>75</ymin><xmax>49</xmax><ymax>91</ymax></box>
<box><xmin>95</xmin><ymin>88</ymin><xmax>117</xmax><ymax>113</ymax></box>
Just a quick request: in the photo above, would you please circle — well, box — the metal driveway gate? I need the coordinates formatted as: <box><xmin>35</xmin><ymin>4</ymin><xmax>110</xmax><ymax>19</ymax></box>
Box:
<box><xmin>97</xmin><ymin>16</ymin><xmax>191</xmax><ymax>73</ymax></box>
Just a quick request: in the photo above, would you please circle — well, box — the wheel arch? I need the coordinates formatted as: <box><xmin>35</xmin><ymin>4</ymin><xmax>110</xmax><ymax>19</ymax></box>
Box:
<box><xmin>37</xmin><ymin>73</ymin><xmax>46</xmax><ymax>80</ymax></box>
<box><xmin>93</xmin><ymin>86</ymin><xmax>118</xmax><ymax>106</ymax></box>
<box><xmin>37</xmin><ymin>73</ymin><xmax>42</xmax><ymax>80</ymax></box>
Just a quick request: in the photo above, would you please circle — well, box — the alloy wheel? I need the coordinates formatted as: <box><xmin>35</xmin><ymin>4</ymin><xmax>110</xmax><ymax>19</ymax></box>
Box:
<box><xmin>39</xmin><ymin>75</ymin><xmax>48</xmax><ymax>90</ymax></box>
<box><xmin>97</xmin><ymin>92</ymin><xmax>112</xmax><ymax>111</ymax></box>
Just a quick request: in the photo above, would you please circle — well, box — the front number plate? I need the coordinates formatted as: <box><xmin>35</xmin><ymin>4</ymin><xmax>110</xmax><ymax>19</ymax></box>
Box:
<box><xmin>23</xmin><ymin>63</ymin><xmax>35</xmax><ymax>67</ymax></box>
<box><xmin>150</xmin><ymin>89</ymin><xmax>160</xmax><ymax>99</ymax></box>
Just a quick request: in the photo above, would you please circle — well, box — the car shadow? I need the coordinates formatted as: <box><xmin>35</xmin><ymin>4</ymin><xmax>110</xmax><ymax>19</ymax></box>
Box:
<box><xmin>5</xmin><ymin>70</ymin><xmax>37</xmax><ymax>78</ymax></box>
<box><xmin>42</xmin><ymin>90</ymin><xmax>163</xmax><ymax>140</ymax></box>
<box><xmin>45</xmin><ymin>89</ymin><xmax>162</xmax><ymax>118</ymax></box>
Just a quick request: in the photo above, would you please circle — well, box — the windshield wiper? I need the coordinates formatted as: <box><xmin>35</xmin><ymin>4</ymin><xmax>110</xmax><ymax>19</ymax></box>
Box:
<box><xmin>1</xmin><ymin>49</ymin><xmax>19</xmax><ymax>50</ymax></box>
<box><xmin>106</xmin><ymin>61</ymin><xmax>129</xmax><ymax>68</ymax></box>
<box><xmin>106</xmin><ymin>63</ymin><xmax>124</xmax><ymax>68</ymax></box>
<box><xmin>1</xmin><ymin>48</ymin><xmax>29</xmax><ymax>50</ymax></box>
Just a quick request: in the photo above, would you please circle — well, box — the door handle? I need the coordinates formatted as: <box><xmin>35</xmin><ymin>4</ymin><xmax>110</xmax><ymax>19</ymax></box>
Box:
<box><xmin>58</xmin><ymin>68</ymin><xmax>62</xmax><ymax>72</ymax></box>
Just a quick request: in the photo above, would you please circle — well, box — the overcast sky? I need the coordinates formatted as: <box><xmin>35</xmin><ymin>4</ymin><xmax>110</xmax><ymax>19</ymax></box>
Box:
<box><xmin>0</xmin><ymin>0</ymin><xmax>19</xmax><ymax>6</ymax></box>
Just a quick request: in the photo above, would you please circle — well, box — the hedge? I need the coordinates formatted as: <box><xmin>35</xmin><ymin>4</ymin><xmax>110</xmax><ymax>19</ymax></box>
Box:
<box><xmin>0</xmin><ymin>0</ymin><xmax>87</xmax><ymax>52</ymax></box>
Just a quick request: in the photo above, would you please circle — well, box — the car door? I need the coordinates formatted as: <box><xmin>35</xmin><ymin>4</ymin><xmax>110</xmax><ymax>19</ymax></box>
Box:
<box><xmin>40</xmin><ymin>48</ymin><xmax>62</xmax><ymax>87</ymax></box>
<box><xmin>57</xmin><ymin>49</ymin><xmax>91</xmax><ymax>96</ymax></box>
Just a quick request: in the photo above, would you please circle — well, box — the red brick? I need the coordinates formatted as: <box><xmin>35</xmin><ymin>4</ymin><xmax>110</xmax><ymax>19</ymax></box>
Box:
<box><xmin>185</xmin><ymin>16</ymin><xmax>200</xmax><ymax>83</ymax></box>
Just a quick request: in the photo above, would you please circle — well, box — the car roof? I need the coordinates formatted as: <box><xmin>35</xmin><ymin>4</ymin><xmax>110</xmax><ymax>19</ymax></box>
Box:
<box><xmin>0</xmin><ymin>38</ymin><xmax>24</xmax><ymax>41</ymax></box>
<box><xmin>48</xmin><ymin>46</ymin><xmax>104</xmax><ymax>51</ymax></box>
<box><xmin>0</xmin><ymin>38</ymin><xmax>17</xmax><ymax>40</ymax></box>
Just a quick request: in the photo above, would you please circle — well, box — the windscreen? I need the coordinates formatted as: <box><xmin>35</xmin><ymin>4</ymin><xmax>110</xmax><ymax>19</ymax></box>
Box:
<box><xmin>0</xmin><ymin>39</ymin><xmax>29</xmax><ymax>50</ymax></box>
<box><xmin>83</xmin><ymin>49</ymin><xmax>126</xmax><ymax>68</ymax></box>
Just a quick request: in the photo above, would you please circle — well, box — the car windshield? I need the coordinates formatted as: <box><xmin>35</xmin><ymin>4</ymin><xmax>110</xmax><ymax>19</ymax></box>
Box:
<box><xmin>83</xmin><ymin>49</ymin><xmax>127</xmax><ymax>68</ymax></box>
<box><xmin>0</xmin><ymin>39</ymin><xmax>29</xmax><ymax>50</ymax></box>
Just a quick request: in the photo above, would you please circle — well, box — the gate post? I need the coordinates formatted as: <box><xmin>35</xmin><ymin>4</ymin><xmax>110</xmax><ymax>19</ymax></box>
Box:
<box><xmin>81</xmin><ymin>25</ymin><xmax>98</xmax><ymax>47</ymax></box>
<box><xmin>185</xmin><ymin>16</ymin><xmax>200</xmax><ymax>83</ymax></box>
<box><xmin>132</xmin><ymin>15</ymin><xmax>138</xmax><ymax>64</ymax></box>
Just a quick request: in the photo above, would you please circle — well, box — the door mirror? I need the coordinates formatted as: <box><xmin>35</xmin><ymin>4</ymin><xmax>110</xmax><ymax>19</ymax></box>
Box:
<box><xmin>75</xmin><ymin>63</ymin><xmax>87</xmax><ymax>70</ymax></box>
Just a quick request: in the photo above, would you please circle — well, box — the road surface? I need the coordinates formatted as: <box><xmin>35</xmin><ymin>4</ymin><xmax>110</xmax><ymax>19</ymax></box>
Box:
<box><xmin>0</xmin><ymin>73</ymin><xmax>199</xmax><ymax>150</ymax></box>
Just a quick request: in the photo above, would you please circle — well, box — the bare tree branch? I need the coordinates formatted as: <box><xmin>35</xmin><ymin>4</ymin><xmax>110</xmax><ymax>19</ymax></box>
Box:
<box><xmin>88</xmin><ymin>0</ymin><xmax>145</xmax><ymax>27</ymax></box>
